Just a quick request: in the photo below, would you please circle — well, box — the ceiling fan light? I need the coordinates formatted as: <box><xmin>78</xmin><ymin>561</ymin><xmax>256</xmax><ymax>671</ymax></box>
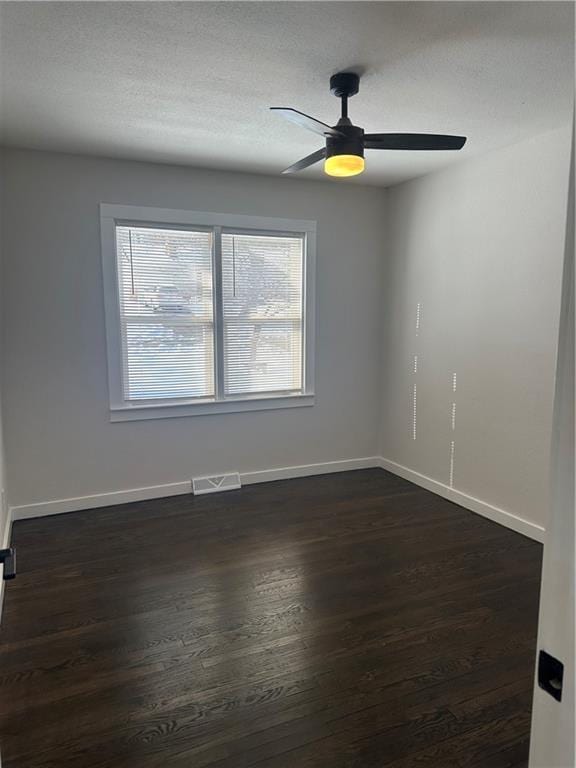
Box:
<box><xmin>324</xmin><ymin>154</ymin><xmax>365</xmax><ymax>177</ymax></box>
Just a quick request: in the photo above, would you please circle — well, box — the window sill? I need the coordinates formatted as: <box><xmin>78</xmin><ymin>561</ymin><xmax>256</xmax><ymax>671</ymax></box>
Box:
<box><xmin>109</xmin><ymin>393</ymin><xmax>315</xmax><ymax>422</ymax></box>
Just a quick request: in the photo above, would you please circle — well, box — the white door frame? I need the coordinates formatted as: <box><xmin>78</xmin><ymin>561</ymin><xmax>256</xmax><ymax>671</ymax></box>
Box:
<box><xmin>529</xmin><ymin>122</ymin><xmax>575</xmax><ymax>768</ymax></box>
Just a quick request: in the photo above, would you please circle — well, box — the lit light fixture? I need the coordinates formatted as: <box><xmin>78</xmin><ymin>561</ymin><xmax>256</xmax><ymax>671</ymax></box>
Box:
<box><xmin>324</xmin><ymin>153</ymin><xmax>365</xmax><ymax>178</ymax></box>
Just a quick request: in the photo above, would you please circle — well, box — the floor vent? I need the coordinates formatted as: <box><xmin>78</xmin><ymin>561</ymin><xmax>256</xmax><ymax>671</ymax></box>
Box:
<box><xmin>192</xmin><ymin>473</ymin><xmax>241</xmax><ymax>495</ymax></box>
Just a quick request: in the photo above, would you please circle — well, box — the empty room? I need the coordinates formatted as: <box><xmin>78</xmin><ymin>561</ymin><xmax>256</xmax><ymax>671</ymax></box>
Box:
<box><xmin>0</xmin><ymin>1</ymin><xmax>573</xmax><ymax>766</ymax></box>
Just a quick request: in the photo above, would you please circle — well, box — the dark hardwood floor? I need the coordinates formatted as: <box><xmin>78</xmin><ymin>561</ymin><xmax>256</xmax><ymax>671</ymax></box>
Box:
<box><xmin>0</xmin><ymin>469</ymin><xmax>542</xmax><ymax>768</ymax></box>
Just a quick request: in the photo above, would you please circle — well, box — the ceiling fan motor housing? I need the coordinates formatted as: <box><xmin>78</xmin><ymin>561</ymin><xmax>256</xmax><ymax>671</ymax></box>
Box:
<box><xmin>326</xmin><ymin>122</ymin><xmax>365</xmax><ymax>160</ymax></box>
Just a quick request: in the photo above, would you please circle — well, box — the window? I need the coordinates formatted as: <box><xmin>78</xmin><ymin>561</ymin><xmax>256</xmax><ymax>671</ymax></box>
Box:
<box><xmin>100</xmin><ymin>205</ymin><xmax>315</xmax><ymax>420</ymax></box>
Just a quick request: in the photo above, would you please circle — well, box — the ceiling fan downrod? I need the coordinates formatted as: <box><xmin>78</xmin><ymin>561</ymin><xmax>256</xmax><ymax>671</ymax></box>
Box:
<box><xmin>330</xmin><ymin>72</ymin><xmax>359</xmax><ymax>123</ymax></box>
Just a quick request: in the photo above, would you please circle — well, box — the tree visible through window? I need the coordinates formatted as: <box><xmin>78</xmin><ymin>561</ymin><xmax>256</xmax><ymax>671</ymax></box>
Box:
<box><xmin>114</xmin><ymin>224</ymin><xmax>305</xmax><ymax>403</ymax></box>
<box><xmin>221</xmin><ymin>233</ymin><xmax>303</xmax><ymax>395</ymax></box>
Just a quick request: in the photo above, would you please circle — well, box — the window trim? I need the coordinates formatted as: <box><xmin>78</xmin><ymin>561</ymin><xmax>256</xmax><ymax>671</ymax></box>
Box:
<box><xmin>100</xmin><ymin>204</ymin><xmax>316</xmax><ymax>421</ymax></box>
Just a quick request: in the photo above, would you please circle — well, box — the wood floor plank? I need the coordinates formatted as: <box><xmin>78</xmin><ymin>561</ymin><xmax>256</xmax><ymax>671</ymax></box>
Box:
<box><xmin>0</xmin><ymin>469</ymin><xmax>541</xmax><ymax>767</ymax></box>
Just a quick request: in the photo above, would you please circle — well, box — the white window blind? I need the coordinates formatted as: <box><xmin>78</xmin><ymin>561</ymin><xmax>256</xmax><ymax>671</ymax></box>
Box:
<box><xmin>221</xmin><ymin>233</ymin><xmax>304</xmax><ymax>395</ymax></box>
<box><xmin>115</xmin><ymin>225</ymin><xmax>214</xmax><ymax>401</ymax></box>
<box><xmin>107</xmin><ymin>212</ymin><xmax>312</xmax><ymax>417</ymax></box>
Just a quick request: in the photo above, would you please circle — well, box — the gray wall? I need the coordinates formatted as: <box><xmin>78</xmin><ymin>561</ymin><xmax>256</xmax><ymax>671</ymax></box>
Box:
<box><xmin>0</xmin><ymin>149</ymin><xmax>386</xmax><ymax>507</ymax></box>
<box><xmin>0</xmin><ymin>133</ymin><xmax>570</xmax><ymax>528</ymax></box>
<box><xmin>0</xmin><ymin>164</ymin><xmax>7</xmax><ymax>542</ymax></box>
<box><xmin>379</xmin><ymin>125</ymin><xmax>572</xmax><ymax>529</ymax></box>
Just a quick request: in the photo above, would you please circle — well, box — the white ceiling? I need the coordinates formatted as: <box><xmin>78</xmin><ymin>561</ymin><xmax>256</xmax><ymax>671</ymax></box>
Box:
<box><xmin>0</xmin><ymin>1</ymin><xmax>573</xmax><ymax>187</ymax></box>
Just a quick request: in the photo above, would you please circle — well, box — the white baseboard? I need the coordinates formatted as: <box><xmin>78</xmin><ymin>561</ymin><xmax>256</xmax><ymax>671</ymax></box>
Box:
<box><xmin>10</xmin><ymin>481</ymin><xmax>191</xmax><ymax>521</ymax></box>
<box><xmin>8</xmin><ymin>455</ymin><xmax>545</xmax><ymax>544</ymax></box>
<box><xmin>378</xmin><ymin>457</ymin><xmax>545</xmax><ymax>543</ymax></box>
<box><xmin>242</xmin><ymin>457</ymin><xmax>379</xmax><ymax>485</ymax></box>
<box><xmin>9</xmin><ymin>458</ymin><xmax>380</xmax><ymax>521</ymax></box>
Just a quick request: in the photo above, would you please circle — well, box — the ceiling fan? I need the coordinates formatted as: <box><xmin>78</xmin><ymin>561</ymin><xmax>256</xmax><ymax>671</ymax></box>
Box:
<box><xmin>270</xmin><ymin>72</ymin><xmax>467</xmax><ymax>178</ymax></box>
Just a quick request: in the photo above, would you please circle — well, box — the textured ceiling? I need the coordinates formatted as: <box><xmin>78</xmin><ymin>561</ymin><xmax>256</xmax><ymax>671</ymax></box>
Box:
<box><xmin>0</xmin><ymin>1</ymin><xmax>573</xmax><ymax>187</ymax></box>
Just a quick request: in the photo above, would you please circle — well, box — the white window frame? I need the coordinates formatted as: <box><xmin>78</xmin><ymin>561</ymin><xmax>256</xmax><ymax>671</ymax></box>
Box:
<box><xmin>100</xmin><ymin>204</ymin><xmax>316</xmax><ymax>421</ymax></box>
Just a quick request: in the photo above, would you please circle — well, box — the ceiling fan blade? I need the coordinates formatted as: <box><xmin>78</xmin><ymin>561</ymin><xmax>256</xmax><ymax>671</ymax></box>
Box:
<box><xmin>282</xmin><ymin>148</ymin><xmax>326</xmax><ymax>175</ymax></box>
<box><xmin>364</xmin><ymin>134</ymin><xmax>467</xmax><ymax>150</ymax></box>
<box><xmin>270</xmin><ymin>107</ymin><xmax>344</xmax><ymax>138</ymax></box>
